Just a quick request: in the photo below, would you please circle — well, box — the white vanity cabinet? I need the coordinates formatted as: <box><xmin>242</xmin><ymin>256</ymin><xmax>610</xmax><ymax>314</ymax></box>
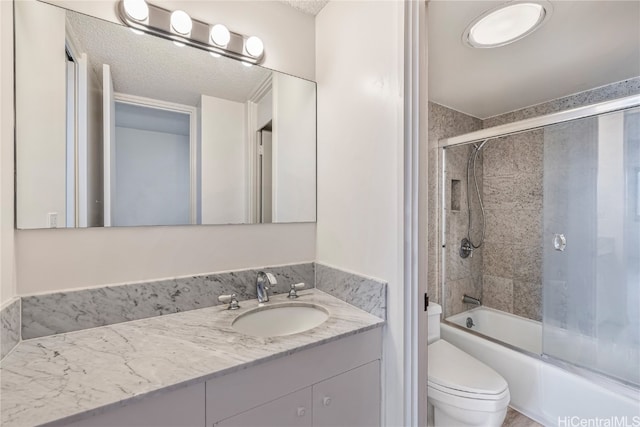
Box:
<box><xmin>62</xmin><ymin>328</ymin><xmax>382</xmax><ymax>427</ymax></box>
<box><xmin>213</xmin><ymin>361</ymin><xmax>380</xmax><ymax>427</ymax></box>
<box><xmin>206</xmin><ymin>328</ymin><xmax>382</xmax><ymax>427</ymax></box>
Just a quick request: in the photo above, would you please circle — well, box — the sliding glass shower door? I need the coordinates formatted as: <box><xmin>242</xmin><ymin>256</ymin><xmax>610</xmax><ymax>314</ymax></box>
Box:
<box><xmin>542</xmin><ymin>107</ymin><xmax>640</xmax><ymax>387</ymax></box>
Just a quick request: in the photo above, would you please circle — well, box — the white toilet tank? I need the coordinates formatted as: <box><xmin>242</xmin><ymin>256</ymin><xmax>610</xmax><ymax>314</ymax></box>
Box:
<box><xmin>427</xmin><ymin>302</ymin><xmax>442</xmax><ymax>344</ymax></box>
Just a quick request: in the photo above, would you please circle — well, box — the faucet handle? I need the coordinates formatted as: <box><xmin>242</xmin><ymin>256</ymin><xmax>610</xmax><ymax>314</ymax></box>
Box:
<box><xmin>218</xmin><ymin>293</ymin><xmax>240</xmax><ymax>310</ymax></box>
<box><xmin>265</xmin><ymin>272</ymin><xmax>277</xmax><ymax>285</ymax></box>
<box><xmin>288</xmin><ymin>283</ymin><xmax>305</xmax><ymax>299</ymax></box>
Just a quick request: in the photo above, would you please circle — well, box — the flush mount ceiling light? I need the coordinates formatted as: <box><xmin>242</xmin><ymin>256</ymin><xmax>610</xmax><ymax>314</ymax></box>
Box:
<box><xmin>245</xmin><ymin>36</ymin><xmax>264</xmax><ymax>58</ymax></box>
<box><xmin>170</xmin><ymin>10</ymin><xmax>192</xmax><ymax>35</ymax></box>
<box><xmin>210</xmin><ymin>24</ymin><xmax>231</xmax><ymax>47</ymax></box>
<box><xmin>117</xmin><ymin>0</ymin><xmax>265</xmax><ymax>64</ymax></box>
<box><xmin>123</xmin><ymin>0</ymin><xmax>148</xmax><ymax>21</ymax></box>
<box><xmin>463</xmin><ymin>1</ymin><xmax>552</xmax><ymax>48</ymax></box>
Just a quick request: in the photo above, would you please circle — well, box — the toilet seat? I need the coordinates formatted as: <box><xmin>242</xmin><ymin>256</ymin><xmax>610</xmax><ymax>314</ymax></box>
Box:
<box><xmin>428</xmin><ymin>340</ymin><xmax>508</xmax><ymax>398</ymax></box>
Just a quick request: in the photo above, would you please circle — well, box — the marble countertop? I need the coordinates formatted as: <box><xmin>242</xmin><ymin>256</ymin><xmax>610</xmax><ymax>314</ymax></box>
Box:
<box><xmin>1</xmin><ymin>289</ymin><xmax>384</xmax><ymax>427</ymax></box>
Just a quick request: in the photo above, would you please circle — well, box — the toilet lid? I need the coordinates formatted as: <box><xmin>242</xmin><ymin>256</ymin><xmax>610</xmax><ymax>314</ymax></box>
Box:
<box><xmin>428</xmin><ymin>340</ymin><xmax>508</xmax><ymax>396</ymax></box>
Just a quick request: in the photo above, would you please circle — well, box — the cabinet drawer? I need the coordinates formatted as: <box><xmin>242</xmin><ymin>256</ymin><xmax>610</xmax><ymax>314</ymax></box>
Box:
<box><xmin>214</xmin><ymin>388</ymin><xmax>311</xmax><ymax>427</ymax></box>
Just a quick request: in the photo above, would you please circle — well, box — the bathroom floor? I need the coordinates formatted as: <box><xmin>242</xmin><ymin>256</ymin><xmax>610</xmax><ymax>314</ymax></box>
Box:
<box><xmin>502</xmin><ymin>407</ymin><xmax>544</xmax><ymax>427</ymax></box>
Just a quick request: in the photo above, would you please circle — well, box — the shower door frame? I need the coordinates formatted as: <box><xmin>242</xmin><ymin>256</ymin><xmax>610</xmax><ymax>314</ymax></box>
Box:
<box><xmin>439</xmin><ymin>94</ymin><xmax>640</xmax><ymax>148</ymax></box>
<box><xmin>437</xmin><ymin>94</ymin><xmax>640</xmax><ymax>398</ymax></box>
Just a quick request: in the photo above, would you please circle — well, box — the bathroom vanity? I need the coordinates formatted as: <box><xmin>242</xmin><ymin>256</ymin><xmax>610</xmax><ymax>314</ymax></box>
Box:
<box><xmin>0</xmin><ymin>290</ymin><xmax>383</xmax><ymax>427</ymax></box>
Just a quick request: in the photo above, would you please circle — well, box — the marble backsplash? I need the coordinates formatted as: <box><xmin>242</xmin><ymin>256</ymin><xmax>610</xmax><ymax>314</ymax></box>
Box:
<box><xmin>19</xmin><ymin>263</ymin><xmax>388</xmax><ymax>340</ymax></box>
<box><xmin>1</xmin><ymin>299</ymin><xmax>20</xmax><ymax>360</ymax></box>
<box><xmin>315</xmin><ymin>263</ymin><xmax>387</xmax><ymax>320</ymax></box>
<box><xmin>22</xmin><ymin>264</ymin><xmax>314</xmax><ymax>340</ymax></box>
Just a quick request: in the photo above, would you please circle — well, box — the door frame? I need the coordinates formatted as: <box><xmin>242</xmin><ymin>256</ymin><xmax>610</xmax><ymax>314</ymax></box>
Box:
<box><xmin>247</xmin><ymin>75</ymin><xmax>273</xmax><ymax>223</ymax></box>
<box><xmin>112</xmin><ymin>93</ymin><xmax>199</xmax><ymax>225</ymax></box>
<box><xmin>404</xmin><ymin>0</ymin><xmax>429</xmax><ymax>425</ymax></box>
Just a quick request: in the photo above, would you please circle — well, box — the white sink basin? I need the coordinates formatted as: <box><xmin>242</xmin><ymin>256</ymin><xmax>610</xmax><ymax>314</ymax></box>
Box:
<box><xmin>232</xmin><ymin>303</ymin><xmax>329</xmax><ymax>337</ymax></box>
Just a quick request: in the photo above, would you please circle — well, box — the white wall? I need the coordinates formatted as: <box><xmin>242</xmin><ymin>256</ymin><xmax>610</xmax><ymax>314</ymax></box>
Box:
<box><xmin>315</xmin><ymin>2</ymin><xmax>405</xmax><ymax>426</ymax></box>
<box><xmin>0</xmin><ymin>0</ymin><xmax>16</xmax><ymax>305</ymax></box>
<box><xmin>200</xmin><ymin>95</ymin><xmax>246</xmax><ymax>225</ymax></box>
<box><xmin>15</xmin><ymin>0</ymin><xmax>67</xmax><ymax>229</ymax></box>
<box><xmin>272</xmin><ymin>74</ymin><xmax>316</xmax><ymax>223</ymax></box>
<box><xmin>114</xmin><ymin>127</ymin><xmax>190</xmax><ymax>226</ymax></box>
<box><xmin>13</xmin><ymin>0</ymin><xmax>316</xmax><ymax>294</ymax></box>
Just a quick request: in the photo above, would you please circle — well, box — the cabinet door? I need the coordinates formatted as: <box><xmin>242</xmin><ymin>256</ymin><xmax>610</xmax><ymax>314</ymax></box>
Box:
<box><xmin>214</xmin><ymin>387</ymin><xmax>311</xmax><ymax>427</ymax></box>
<box><xmin>312</xmin><ymin>360</ymin><xmax>380</xmax><ymax>427</ymax></box>
<box><xmin>64</xmin><ymin>383</ymin><xmax>205</xmax><ymax>427</ymax></box>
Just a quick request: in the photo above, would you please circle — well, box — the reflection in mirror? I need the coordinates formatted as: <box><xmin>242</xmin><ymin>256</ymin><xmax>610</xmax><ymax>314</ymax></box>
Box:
<box><xmin>15</xmin><ymin>1</ymin><xmax>316</xmax><ymax>229</ymax></box>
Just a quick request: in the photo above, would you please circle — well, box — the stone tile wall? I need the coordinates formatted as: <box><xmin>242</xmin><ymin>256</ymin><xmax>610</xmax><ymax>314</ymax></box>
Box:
<box><xmin>427</xmin><ymin>102</ymin><xmax>483</xmax><ymax>315</ymax></box>
<box><xmin>429</xmin><ymin>77</ymin><xmax>640</xmax><ymax>321</ymax></box>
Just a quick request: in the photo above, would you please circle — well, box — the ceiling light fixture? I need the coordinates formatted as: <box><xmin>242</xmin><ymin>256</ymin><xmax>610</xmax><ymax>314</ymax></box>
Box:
<box><xmin>463</xmin><ymin>1</ymin><xmax>551</xmax><ymax>48</ymax></box>
<box><xmin>170</xmin><ymin>10</ymin><xmax>192</xmax><ymax>35</ymax></box>
<box><xmin>117</xmin><ymin>0</ymin><xmax>265</xmax><ymax>64</ymax></box>
<box><xmin>210</xmin><ymin>24</ymin><xmax>231</xmax><ymax>47</ymax></box>
<box><xmin>123</xmin><ymin>0</ymin><xmax>149</xmax><ymax>21</ymax></box>
<box><xmin>245</xmin><ymin>36</ymin><xmax>264</xmax><ymax>58</ymax></box>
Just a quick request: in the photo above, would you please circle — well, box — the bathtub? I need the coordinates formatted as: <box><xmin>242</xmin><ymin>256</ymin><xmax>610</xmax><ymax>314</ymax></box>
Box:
<box><xmin>442</xmin><ymin>307</ymin><xmax>640</xmax><ymax>426</ymax></box>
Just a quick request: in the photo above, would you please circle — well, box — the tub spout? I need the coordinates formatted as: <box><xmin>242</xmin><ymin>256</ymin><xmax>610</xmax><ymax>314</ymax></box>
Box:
<box><xmin>463</xmin><ymin>294</ymin><xmax>481</xmax><ymax>306</ymax></box>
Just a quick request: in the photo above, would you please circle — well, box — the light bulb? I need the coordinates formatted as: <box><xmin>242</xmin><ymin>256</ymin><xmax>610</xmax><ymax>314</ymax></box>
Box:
<box><xmin>210</xmin><ymin>24</ymin><xmax>231</xmax><ymax>47</ymax></box>
<box><xmin>171</xmin><ymin>10</ymin><xmax>192</xmax><ymax>35</ymax></box>
<box><xmin>123</xmin><ymin>0</ymin><xmax>148</xmax><ymax>21</ymax></box>
<box><xmin>245</xmin><ymin>36</ymin><xmax>264</xmax><ymax>57</ymax></box>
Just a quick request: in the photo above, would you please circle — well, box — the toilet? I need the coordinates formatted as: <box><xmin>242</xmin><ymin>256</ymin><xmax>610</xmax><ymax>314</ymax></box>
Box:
<box><xmin>427</xmin><ymin>302</ymin><xmax>510</xmax><ymax>427</ymax></box>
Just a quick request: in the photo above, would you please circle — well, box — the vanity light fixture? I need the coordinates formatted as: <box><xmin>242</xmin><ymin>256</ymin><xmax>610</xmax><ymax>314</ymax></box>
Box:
<box><xmin>463</xmin><ymin>1</ymin><xmax>552</xmax><ymax>48</ymax></box>
<box><xmin>116</xmin><ymin>0</ymin><xmax>265</xmax><ymax>64</ymax></box>
<box><xmin>245</xmin><ymin>36</ymin><xmax>264</xmax><ymax>58</ymax></box>
<box><xmin>123</xmin><ymin>0</ymin><xmax>148</xmax><ymax>22</ymax></box>
<box><xmin>210</xmin><ymin>24</ymin><xmax>231</xmax><ymax>47</ymax></box>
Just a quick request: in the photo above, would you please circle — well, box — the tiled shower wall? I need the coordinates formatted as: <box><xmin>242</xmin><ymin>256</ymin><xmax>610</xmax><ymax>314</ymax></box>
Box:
<box><xmin>429</xmin><ymin>77</ymin><xmax>640</xmax><ymax>321</ymax></box>
<box><xmin>427</xmin><ymin>102</ymin><xmax>482</xmax><ymax>311</ymax></box>
<box><xmin>481</xmin><ymin>131</ymin><xmax>543</xmax><ymax>320</ymax></box>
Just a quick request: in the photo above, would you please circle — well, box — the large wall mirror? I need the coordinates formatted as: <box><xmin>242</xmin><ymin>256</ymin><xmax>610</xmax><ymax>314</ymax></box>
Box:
<box><xmin>15</xmin><ymin>1</ymin><xmax>316</xmax><ymax>229</ymax></box>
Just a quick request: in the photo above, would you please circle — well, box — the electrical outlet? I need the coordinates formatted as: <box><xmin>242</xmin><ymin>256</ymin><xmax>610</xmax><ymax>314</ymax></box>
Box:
<box><xmin>47</xmin><ymin>212</ymin><xmax>58</xmax><ymax>228</ymax></box>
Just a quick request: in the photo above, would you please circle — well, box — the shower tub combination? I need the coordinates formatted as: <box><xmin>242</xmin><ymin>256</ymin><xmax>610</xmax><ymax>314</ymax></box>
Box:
<box><xmin>438</xmin><ymin>94</ymin><xmax>640</xmax><ymax>425</ymax></box>
<box><xmin>444</xmin><ymin>308</ymin><xmax>639</xmax><ymax>425</ymax></box>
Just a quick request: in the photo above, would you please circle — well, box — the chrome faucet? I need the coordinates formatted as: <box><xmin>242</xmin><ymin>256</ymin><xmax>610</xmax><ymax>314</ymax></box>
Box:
<box><xmin>256</xmin><ymin>271</ymin><xmax>277</xmax><ymax>303</ymax></box>
<box><xmin>462</xmin><ymin>294</ymin><xmax>481</xmax><ymax>306</ymax></box>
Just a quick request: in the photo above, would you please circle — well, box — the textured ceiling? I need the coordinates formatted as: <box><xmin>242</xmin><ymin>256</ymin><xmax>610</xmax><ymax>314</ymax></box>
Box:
<box><xmin>66</xmin><ymin>11</ymin><xmax>270</xmax><ymax>107</ymax></box>
<box><xmin>428</xmin><ymin>1</ymin><xmax>640</xmax><ymax>119</ymax></box>
<box><xmin>278</xmin><ymin>0</ymin><xmax>329</xmax><ymax>16</ymax></box>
